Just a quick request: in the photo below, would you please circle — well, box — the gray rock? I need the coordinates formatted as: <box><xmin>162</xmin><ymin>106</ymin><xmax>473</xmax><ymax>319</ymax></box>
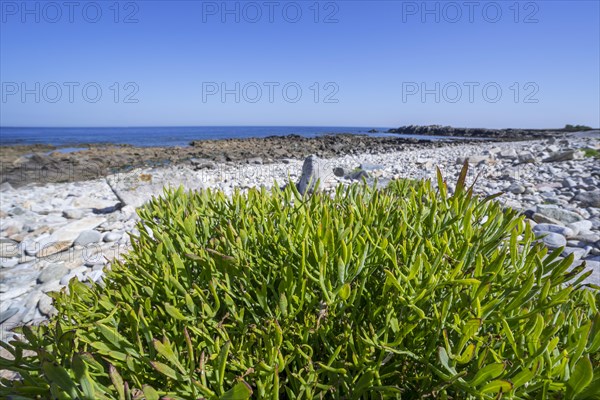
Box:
<box><xmin>52</xmin><ymin>216</ymin><xmax>107</xmax><ymax>243</ymax></box>
<box><xmin>499</xmin><ymin>149</ymin><xmax>517</xmax><ymax>158</ymax></box>
<box><xmin>567</xmin><ymin>240</ymin><xmax>586</xmax><ymax>248</ymax></box>
<box><xmin>347</xmin><ymin>170</ymin><xmax>370</xmax><ymax>180</ymax></box>
<box><xmin>0</xmin><ymin>182</ymin><xmax>14</xmax><ymax>192</ymax></box>
<box><xmin>532</xmin><ymin>213</ymin><xmax>563</xmax><ymax>225</ymax></box>
<box><xmin>63</xmin><ymin>209</ymin><xmax>86</xmax><ymax>219</ymax></box>
<box><xmin>2</xmin><ymin>286</ymin><xmax>31</xmax><ymax>300</ymax></box>
<box><xmin>535</xmin><ymin>231</ymin><xmax>567</xmax><ymax>249</ymax></box>
<box><xmin>87</xmin><ymin>270</ymin><xmax>104</xmax><ymax>283</ymax></box>
<box><xmin>247</xmin><ymin>157</ymin><xmax>263</xmax><ymax>165</ymax></box>
<box><xmin>0</xmin><ymin>308</ymin><xmax>19</xmax><ymax>324</ymax></box>
<box><xmin>44</xmin><ymin>215</ymin><xmax>68</xmax><ymax>225</ymax></box>
<box><xmin>59</xmin><ymin>266</ymin><xmax>88</xmax><ymax>285</ymax></box>
<box><xmin>533</xmin><ymin>224</ymin><xmax>575</xmax><ymax>237</ymax></box>
<box><xmin>536</xmin><ymin>205</ymin><xmax>583</xmax><ymax>224</ymax></box>
<box><xmin>517</xmin><ymin>152</ymin><xmax>536</xmax><ymax>163</ymax></box>
<box><xmin>36</xmin><ymin>240</ymin><xmax>72</xmax><ymax>258</ymax></box>
<box><xmin>296</xmin><ymin>155</ymin><xmax>324</xmax><ymax>195</ymax></box>
<box><xmin>561</xmin><ymin>247</ymin><xmax>588</xmax><ymax>260</ymax></box>
<box><xmin>190</xmin><ymin>158</ymin><xmax>217</xmax><ymax>170</ymax></box>
<box><xmin>37</xmin><ymin>263</ymin><xmax>69</xmax><ymax>284</ymax></box>
<box><xmin>9</xmin><ymin>207</ymin><xmax>25</xmax><ymax>216</ymax></box>
<box><xmin>0</xmin><ymin>239</ymin><xmax>20</xmax><ymax>258</ymax></box>
<box><xmin>573</xmin><ymin>190</ymin><xmax>600</xmax><ymax>208</ymax></box>
<box><xmin>571</xmin><ymin>260</ymin><xmax>600</xmax><ymax>286</ymax></box>
<box><xmin>74</xmin><ymin>230</ymin><xmax>102</xmax><ymax>246</ymax></box>
<box><xmin>456</xmin><ymin>155</ymin><xmax>491</xmax><ymax>165</ymax></box>
<box><xmin>333</xmin><ymin>167</ymin><xmax>345</xmax><ymax>177</ymax></box>
<box><xmin>568</xmin><ymin>220</ymin><xmax>593</xmax><ymax>234</ymax></box>
<box><xmin>21</xmin><ymin>305</ymin><xmax>37</xmax><ymax>324</ymax></box>
<box><xmin>572</xmin><ymin>233</ymin><xmax>600</xmax><ymax>243</ymax></box>
<box><xmin>103</xmin><ymin>232</ymin><xmax>122</xmax><ymax>242</ymax></box>
<box><xmin>359</xmin><ymin>163</ymin><xmax>384</xmax><ymax>171</ymax></box>
<box><xmin>0</xmin><ymin>258</ymin><xmax>19</xmax><ymax>269</ymax></box>
<box><xmin>562</xmin><ymin>178</ymin><xmax>578</xmax><ymax>188</ymax></box>
<box><xmin>507</xmin><ymin>183</ymin><xmax>526</xmax><ymax>194</ymax></box>
<box><xmin>37</xmin><ymin>293</ymin><xmax>57</xmax><ymax>317</ymax></box>
<box><xmin>2</xmin><ymin>220</ymin><xmax>24</xmax><ymax>235</ymax></box>
<box><xmin>543</xmin><ymin>150</ymin><xmax>584</xmax><ymax>163</ymax></box>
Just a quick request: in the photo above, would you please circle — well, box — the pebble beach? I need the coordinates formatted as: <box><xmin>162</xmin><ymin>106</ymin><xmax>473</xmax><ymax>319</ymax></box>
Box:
<box><xmin>1</xmin><ymin>131</ymin><xmax>599</xmax><ymax>339</ymax></box>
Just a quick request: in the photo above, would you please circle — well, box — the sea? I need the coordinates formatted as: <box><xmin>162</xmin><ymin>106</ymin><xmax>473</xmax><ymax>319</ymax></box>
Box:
<box><xmin>0</xmin><ymin>126</ymin><xmax>453</xmax><ymax>148</ymax></box>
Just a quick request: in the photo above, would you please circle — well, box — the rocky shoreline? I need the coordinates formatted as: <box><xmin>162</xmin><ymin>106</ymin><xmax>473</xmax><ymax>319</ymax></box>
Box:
<box><xmin>1</xmin><ymin>131</ymin><xmax>599</xmax><ymax>344</ymax></box>
<box><xmin>0</xmin><ymin>131</ymin><xmax>553</xmax><ymax>188</ymax></box>
<box><xmin>386</xmin><ymin>125</ymin><xmax>571</xmax><ymax>139</ymax></box>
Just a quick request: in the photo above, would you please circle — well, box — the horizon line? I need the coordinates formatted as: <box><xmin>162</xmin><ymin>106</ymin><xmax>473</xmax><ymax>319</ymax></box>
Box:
<box><xmin>1</xmin><ymin>125</ymin><xmax>592</xmax><ymax>130</ymax></box>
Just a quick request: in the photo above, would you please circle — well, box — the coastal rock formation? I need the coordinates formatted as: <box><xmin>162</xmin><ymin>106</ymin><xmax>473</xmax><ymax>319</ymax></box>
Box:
<box><xmin>387</xmin><ymin>125</ymin><xmax>564</xmax><ymax>140</ymax></box>
<box><xmin>0</xmin><ymin>134</ymin><xmax>468</xmax><ymax>188</ymax></box>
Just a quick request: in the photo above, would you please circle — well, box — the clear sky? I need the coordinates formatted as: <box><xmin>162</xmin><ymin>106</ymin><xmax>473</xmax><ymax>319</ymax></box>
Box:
<box><xmin>1</xmin><ymin>0</ymin><xmax>599</xmax><ymax>128</ymax></box>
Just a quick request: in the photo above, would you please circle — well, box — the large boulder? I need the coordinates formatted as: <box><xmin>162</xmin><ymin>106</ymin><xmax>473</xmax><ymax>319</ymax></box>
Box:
<box><xmin>297</xmin><ymin>155</ymin><xmax>325</xmax><ymax>195</ymax></box>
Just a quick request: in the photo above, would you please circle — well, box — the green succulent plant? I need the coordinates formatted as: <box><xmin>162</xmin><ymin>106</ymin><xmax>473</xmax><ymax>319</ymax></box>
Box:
<box><xmin>1</xmin><ymin>165</ymin><xmax>599</xmax><ymax>399</ymax></box>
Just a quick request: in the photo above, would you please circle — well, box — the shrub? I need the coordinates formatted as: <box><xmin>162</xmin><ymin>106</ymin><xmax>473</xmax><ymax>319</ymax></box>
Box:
<box><xmin>564</xmin><ymin>124</ymin><xmax>593</xmax><ymax>132</ymax></box>
<box><xmin>584</xmin><ymin>149</ymin><xmax>600</xmax><ymax>159</ymax></box>
<box><xmin>1</xmin><ymin>167</ymin><xmax>599</xmax><ymax>399</ymax></box>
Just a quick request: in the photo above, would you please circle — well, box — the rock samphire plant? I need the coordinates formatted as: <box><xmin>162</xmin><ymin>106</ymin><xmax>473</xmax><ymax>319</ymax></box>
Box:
<box><xmin>2</xmin><ymin>166</ymin><xmax>599</xmax><ymax>399</ymax></box>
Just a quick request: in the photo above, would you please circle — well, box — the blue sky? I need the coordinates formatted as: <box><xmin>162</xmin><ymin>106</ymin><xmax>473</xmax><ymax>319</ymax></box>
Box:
<box><xmin>0</xmin><ymin>0</ymin><xmax>599</xmax><ymax>128</ymax></box>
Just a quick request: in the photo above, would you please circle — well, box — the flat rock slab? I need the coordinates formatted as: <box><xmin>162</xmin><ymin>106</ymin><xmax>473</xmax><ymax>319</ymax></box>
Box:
<box><xmin>535</xmin><ymin>231</ymin><xmax>567</xmax><ymax>249</ymax></box>
<box><xmin>70</xmin><ymin>197</ymin><xmax>119</xmax><ymax>211</ymax></box>
<box><xmin>74</xmin><ymin>230</ymin><xmax>102</xmax><ymax>246</ymax></box>
<box><xmin>536</xmin><ymin>205</ymin><xmax>583</xmax><ymax>224</ymax></box>
<box><xmin>52</xmin><ymin>217</ymin><xmax>107</xmax><ymax>243</ymax></box>
<box><xmin>27</xmin><ymin>217</ymin><xmax>107</xmax><ymax>258</ymax></box>
<box><xmin>0</xmin><ymin>308</ymin><xmax>19</xmax><ymax>324</ymax></box>
<box><xmin>37</xmin><ymin>263</ymin><xmax>69</xmax><ymax>284</ymax></box>
<box><xmin>37</xmin><ymin>241</ymin><xmax>72</xmax><ymax>258</ymax></box>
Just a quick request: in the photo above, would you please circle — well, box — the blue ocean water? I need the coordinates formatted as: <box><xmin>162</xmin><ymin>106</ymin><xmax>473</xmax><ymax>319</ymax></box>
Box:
<box><xmin>0</xmin><ymin>126</ymin><xmax>385</xmax><ymax>147</ymax></box>
<box><xmin>0</xmin><ymin>126</ymin><xmax>455</xmax><ymax>147</ymax></box>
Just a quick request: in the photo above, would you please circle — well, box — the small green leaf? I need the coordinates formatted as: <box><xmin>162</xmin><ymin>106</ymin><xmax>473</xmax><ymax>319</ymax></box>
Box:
<box><xmin>42</xmin><ymin>362</ymin><xmax>79</xmax><ymax>399</ymax></box>
<box><xmin>455</xmin><ymin>343</ymin><xmax>476</xmax><ymax>364</ymax></box>
<box><xmin>142</xmin><ymin>385</ymin><xmax>160</xmax><ymax>400</ymax></box>
<box><xmin>153</xmin><ymin>339</ymin><xmax>186</xmax><ymax>374</ymax></box>
<box><xmin>470</xmin><ymin>363</ymin><xmax>506</xmax><ymax>387</ymax></box>
<box><xmin>339</xmin><ymin>283</ymin><xmax>351</xmax><ymax>300</ymax></box>
<box><xmin>72</xmin><ymin>354</ymin><xmax>95</xmax><ymax>400</ymax></box>
<box><xmin>217</xmin><ymin>341</ymin><xmax>231</xmax><ymax>392</ymax></box>
<box><xmin>220</xmin><ymin>381</ymin><xmax>253</xmax><ymax>399</ymax></box>
<box><xmin>438</xmin><ymin>347</ymin><xmax>456</xmax><ymax>374</ymax></box>
<box><xmin>164</xmin><ymin>303</ymin><xmax>186</xmax><ymax>320</ymax></box>
<box><xmin>480</xmin><ymin>379</ymin><xmax>513</xmax><ymax>394</ymax></box>
<box><xmin>352</xmin><ymin>371</ymin><xmax>375</xmax><ymax>398</ymax></box>
<box><xmin>150</xmin><ymin>361</ymin><xmax>181</xmax><ymax>381</ymax></box>
<box><xmin>567</xmin><ymin>356</ymin><xmax>593</xmax><ymax>397</ymax></box>
<box><xmin>108</xmin><ymin>364</ymin><xmax>125</xmax><ymax>400</ymax></box>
